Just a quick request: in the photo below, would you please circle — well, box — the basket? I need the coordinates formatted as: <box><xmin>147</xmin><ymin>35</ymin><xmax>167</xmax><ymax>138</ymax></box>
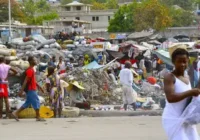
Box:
<box><xmin>62</xmin><ymin>107</ymin><xmax>80</xmax><ymax>118</ymax></box>
<box><xmin>18</xmin><ymin>108</ymin><xmax>36</xmax><ymax>118</ymax></box>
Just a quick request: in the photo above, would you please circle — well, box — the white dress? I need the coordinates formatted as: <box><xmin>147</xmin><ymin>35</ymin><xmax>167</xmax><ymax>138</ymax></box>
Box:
<box><xmin>162</xmin><ymin>76</ymin><xmax>199</xmax><ymax>140</ymax></box>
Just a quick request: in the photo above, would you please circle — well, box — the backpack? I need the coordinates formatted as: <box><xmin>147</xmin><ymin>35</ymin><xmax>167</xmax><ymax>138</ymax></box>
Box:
<box><xmin>20</xmin><ymin>68</ymin><xmax>32</xmax><ymax>93</ymax></box>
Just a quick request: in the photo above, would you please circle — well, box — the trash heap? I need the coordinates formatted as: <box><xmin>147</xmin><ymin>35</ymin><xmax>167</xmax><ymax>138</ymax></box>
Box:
<box><xmin>9</xmin><ymin>35</ymin><xmax>61</xmax><ymax>52</ymax></box>
<box><xmin>64</xmin><ymin>68</ymin><xmax>123</xmax><ymax>105</ymax></box>
<box><xmin>0</xmin><ymin>46</ymin><xmax>28</xmax><ymax>71</ymax></box>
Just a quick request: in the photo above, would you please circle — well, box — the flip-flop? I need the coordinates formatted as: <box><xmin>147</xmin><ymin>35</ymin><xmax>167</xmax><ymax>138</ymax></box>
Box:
<box><xmin>36</xmin><ymin>118</ymin><xmax>46</xmax><ymax>122</ymax></box>
<box><xmin>11</xmin><ymin>113</ymin><xmax>19</xmax><ymax>121</ymax></box>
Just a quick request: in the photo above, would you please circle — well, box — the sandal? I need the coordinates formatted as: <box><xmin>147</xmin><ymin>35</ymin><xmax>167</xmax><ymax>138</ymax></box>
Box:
<box><xmin>11</xmin><ymin>112</ymin><xmax>19</xmax><ymax>121</ymax></box>
<box><xmin>36</xmin><ymin>118</ymin><xmax>46</xmax><ymax>122</ymax></box>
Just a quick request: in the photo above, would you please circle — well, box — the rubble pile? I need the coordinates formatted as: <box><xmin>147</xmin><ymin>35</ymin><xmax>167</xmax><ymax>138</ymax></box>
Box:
<box><xmin>64</xmin><ymin>68</ymin><xmax>123</xmax><ymax>105</ymax></box>
<box><xmin>9</xmin><ymin>35</ymin><xmax>61</xmax><ymax>52</ymax></box>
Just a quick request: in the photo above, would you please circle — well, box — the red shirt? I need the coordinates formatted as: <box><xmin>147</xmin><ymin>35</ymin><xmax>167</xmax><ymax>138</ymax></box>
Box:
<box><xmin>26</xmin><ymin>67</ymin><xmax>37</xmax><ymax>90</ymax></box>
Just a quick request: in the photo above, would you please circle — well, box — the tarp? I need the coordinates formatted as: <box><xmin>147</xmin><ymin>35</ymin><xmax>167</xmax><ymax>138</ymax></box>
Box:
<box><xmin>133</xmin><ymin>44</ymin><xmax>149</xmax><ymax>51</ymax></box>
<box><xmin>153</xmin><ymin>49</ymin><xmax>173</xmax><ymax>66</ymax></box>
<box><xmin>188</xmin><ymin>49</ymin><xmax>200</xmax><ymax>57</ymax></box>
<box><xmin>83</xmin><ymin>61</ymin><xmax>103</xmax><ymax>69</ymax></box>
<box><xmin>172</xmin><ymin>42</ymin><xmax>195</xmax><ymax>49</ymax></box>
<box><xmin>127</xmin><ymin>31</ymin><xmax>153</xmax><ymax>39</ymax></box>
<box><xmin>106</xmin><ymin>50</ymin><xmax>125</xmax><ymax>59</ymax></box>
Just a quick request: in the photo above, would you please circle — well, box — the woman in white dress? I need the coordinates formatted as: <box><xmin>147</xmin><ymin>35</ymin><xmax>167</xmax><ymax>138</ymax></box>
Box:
<box><xmin>163</xmin><ymin>47</ymin><xmax>200</xmax><ymax>140</ymax></box>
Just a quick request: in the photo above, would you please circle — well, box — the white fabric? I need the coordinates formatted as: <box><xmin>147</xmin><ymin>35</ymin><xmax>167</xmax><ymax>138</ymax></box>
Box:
<box><xmin>58</xmin><ymin>62</ymin><xmax>66</xmax><ymax>72</ymax></box>
<box><xmin>153</xmin><ymin>60</ymin><xmax>157</xmax><ymax>69</ymax></box>
<box><xmin>103</xmin><ymin>54</ymin><xmax>107</xmax><ymax>65</ymax></box>
<box><xmin>0</xmin><ymin>63</ymin><xmax>11</xmax><ymax>82</ymax></box>
<box><xmin>162</xmin><ymin>76</ymin><xmax>199</xmax><ymax>140</ymax></box>
<box><xmin>183</xmin><ymin>96</ymin><xmax>200</xmax><ymax>125</ymax></box>
<box><xmin>60</xmin><ymin>80</ymin><xmax>69</xmax><ymax>99</ymax></box>
<box><xmin>109</xmin><ymin>73</ymin><xmax>117</xmax><ymax>85</ymax></box>
<box><xmin>122</xmin><ymin>85</ymin><xmax>137</xmax><ymax>104</ymax></box>
<box><xmin>197</xmin><ymin>60</ymin><xmax>200</xmax><ymax>79</ymax></box>
<box><xmin>45</xmin><ymin>78</ymin><xmax>50</xmax><ymax>84</ymax></box>
<box><xmin>139</xmin><ymin>59</ymin><xmax>145</xmax><ymax>69</ymax></box>
<box><xmin>119</xmin><ymin>68</ymin><xmax>133</xmax><ymax>87</ymax></box>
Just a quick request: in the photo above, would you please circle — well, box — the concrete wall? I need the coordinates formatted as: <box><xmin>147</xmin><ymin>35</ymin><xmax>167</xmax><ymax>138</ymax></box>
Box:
<box><xmin>82</xmin><ymin>27</ymin><xmax>200</xmax><ymax>40</ymax></box>
<box><xmin>159</xmin><ymin>27</ymin><xmax>200</xmax><ymax>38</ymax></box>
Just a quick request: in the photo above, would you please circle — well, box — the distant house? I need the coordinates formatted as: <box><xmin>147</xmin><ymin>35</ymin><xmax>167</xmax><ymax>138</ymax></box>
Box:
<box><xmin>0</xmin><ymin>21</ymin><xmax>54</xmax><ymax>43</ymax></box>
<box><xmin>45</xmin><ymin>1</ymin><xmax>117</xmax><ymax>33</ymax></box>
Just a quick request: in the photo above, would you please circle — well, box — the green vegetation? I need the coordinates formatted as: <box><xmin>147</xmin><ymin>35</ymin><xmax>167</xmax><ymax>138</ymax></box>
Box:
<box><xmin>0</xmin><ymin>0</ymin><xmax>58</xmax><ymax>25</ymax></box>
<box><xmin>108</xmin><ymin>0</ymin><xmax>197</xmax><ymax>32</ymax></box>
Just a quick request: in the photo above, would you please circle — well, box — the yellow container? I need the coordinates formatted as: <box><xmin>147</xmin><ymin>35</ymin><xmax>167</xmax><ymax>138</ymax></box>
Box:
<box><xmin>18</xmin><ymin>106</ymin><xmax>54</xmax><ymax>119</ymax></box>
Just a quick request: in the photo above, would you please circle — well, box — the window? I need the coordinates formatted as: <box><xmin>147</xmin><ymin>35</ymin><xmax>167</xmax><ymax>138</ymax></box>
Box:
<box><xmin>76</xmin><ymin>17</ymin><xmax>80</xmax><ymax>20</ymax></box>
<box><xmin>108</xmin><ymin>16</ymin><xmax>110</xmax><ymax>21</ymax></box>
<box><xmin>76</xmin><ymin>6</ymin><xmax>81</xmax><ymax>10</ymax></box>
<box><xmin>92</xmin><ymin>16</ymin><xmax>99</xmax><ymax>21</ymax></box>
<box><xmin>66</xmin><ymin>7</ymin><xmax>70</xmax><ymax>11</ymax></box>
<box><xmin>92</xmin><ymin>17</ymin><xmax>95</xmax><ymax>21</ymax></box>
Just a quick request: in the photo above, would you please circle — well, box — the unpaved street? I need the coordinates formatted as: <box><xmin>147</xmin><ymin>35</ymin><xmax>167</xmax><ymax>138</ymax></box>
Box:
<box><xmin>0</xmin><ymin>116</ymin><xmax>187</xmax><ymax>140</ymax></box>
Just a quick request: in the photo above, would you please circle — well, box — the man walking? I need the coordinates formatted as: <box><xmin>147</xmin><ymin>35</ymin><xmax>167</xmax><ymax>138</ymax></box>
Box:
<box><xmin>12</xmin><ymin>56</ymin><xmax>45</xmax><ymax>121</ymax></box>
<box><xmin>119</xmin><ymin>61</ymin><xmax>137</xmax><ymax>111</ymax></box>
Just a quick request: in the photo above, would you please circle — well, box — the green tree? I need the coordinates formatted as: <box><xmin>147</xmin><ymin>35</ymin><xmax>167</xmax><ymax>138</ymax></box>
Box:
<box><xmin>170</xmin><ymin>7</ymin><xmax>195</xmax><ymax>27</ymax></box>
<box><xmin>108</xmin><ymin>3</ymin><xmax>136</xmax><ymax>32</ymax></box>
<box><xmin>133</xmin><ymin>0</ymin><xmax>172</xmax><ymax>31</ymax></box>
<box><xmin>160</xmin><ymin>0</ymin><xmax>194</xmax><ymax>10</ymax></box>
<box><xmin>30</xmin><ymin>12</ymin><xmax>58</xmax><ymax>25</ymax></box>
<box><xmin>60</xmin><ymin>0</ymin><xmax>72</xmax><ymax>5</ymax></box>
<box><xmin>80</xmin><ymin>0</ymin><xmax>108</xmax><ymax>4</ymax></box>
<box><xmin>106</xmin><ymin>0</ymin><xmax>119</xmax><ymax>9</ymax></box>
<box><xmin>0</xmin><ymin>0</ymin><xmax>25</xmax><ymax>22</ymax></box>
<box><xmin>91</xmin><ymin>1</ymin><xmax>107</xmax><ymax>10</ymax></box>
<box><xmin>22</xmin><ymin>0</ymin><xmax>58</xmax><ymax>25</ymax></box>
<box><xmin>80</xmin><ymin>0</ymin><xmax>94</xmax><ymax>4</ymax></box>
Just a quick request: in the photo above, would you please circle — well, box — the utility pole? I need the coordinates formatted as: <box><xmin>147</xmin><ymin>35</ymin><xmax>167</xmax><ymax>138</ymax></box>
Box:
<box><xmin>8</xmin><ymin>0</ymin><xmax>12</xmax><ymax>42</ymax></box>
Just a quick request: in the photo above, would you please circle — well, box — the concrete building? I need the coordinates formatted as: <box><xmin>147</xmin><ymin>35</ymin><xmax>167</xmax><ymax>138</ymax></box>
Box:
<box><xmin>46</xmin><ymin>1</ymin><xmax>117</xmax><ymax>33</ymax></box>
<box><xmin>0</xmin><ymin>21</ymin><xmax>54</xmax><ymax>43</ymax></box>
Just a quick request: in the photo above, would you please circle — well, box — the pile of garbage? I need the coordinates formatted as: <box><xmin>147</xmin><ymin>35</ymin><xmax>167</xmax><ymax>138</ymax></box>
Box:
<box><xmin>0</xmin><ymin>46</ymin><xmax>29</xmax><ymax>72</ymax></box>
<box><xmin>64</xmin><ymin>68</ymin><xmax>123</xmax><ymax>105</ymax></box>
<box><xmin>9</xmin><ymin>35</ymin><xmax>61</xmax><ymax>52</ymax></box>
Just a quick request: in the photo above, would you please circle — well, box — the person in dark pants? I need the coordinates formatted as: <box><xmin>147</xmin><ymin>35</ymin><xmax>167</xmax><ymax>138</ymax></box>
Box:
<box><xmin>12</xmin><ymin>56</ymin><xmax>45</xmax><ymax>121</ymax></box>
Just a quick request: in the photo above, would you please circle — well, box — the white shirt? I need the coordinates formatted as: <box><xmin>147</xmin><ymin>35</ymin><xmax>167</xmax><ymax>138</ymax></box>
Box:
<box><xmin>119</xmin><ymin>68</ymin><xmax>133</xmax><ymax>86</ymax></box>
<box><xmin>58</xmin><ymin>61</ymin><xmax>66</xmax><ymax>72</ymax></box>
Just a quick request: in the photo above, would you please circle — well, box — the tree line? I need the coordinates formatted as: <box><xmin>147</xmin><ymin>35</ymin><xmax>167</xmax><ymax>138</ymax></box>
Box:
<box><xmin>108</xmin><ymin>0</ymin><xmax>198</xmax><ymax>32</ymax></box>
<box><xmin>0</xmin><ymin>0</ymin><xmax>58</xmax><ymax>25</ymax></box>
<box><xmin>0</xmin><ymin>0</ymin><xmax>198</xmax><ymax>31</ymax></box>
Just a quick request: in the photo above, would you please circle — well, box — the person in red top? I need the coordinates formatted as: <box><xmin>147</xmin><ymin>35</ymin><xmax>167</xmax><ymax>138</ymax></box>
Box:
<box><xmin>12</xmin><ymin>56</ymin><xmax>45</xmax><ymax>121</ymax></box>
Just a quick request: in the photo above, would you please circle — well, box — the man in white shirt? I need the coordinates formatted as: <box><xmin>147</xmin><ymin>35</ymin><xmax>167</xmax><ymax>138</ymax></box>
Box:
<box><xmin>119</xmin><ymin>61</ymin><xmax>137</xmax><ymax>111</ymax></box>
